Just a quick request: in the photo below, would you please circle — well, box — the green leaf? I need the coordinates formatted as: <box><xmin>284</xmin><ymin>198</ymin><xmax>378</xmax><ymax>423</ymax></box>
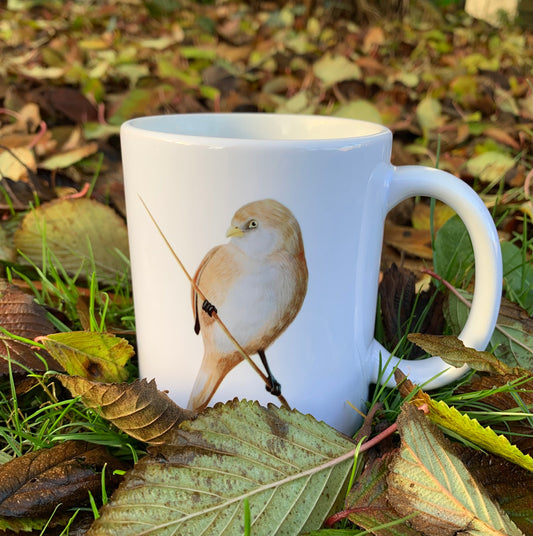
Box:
<box><xmin>388</xmin><ymin>404</ymin><xmax>525</xmax><ymax>535</ymax></box>
<box><xmin>313</xmin><ymin>53</ymin><xmax>361</xmax><ymax>87</ymax></box>
<box><xmin>107</xmin><ymin>88</ymin><xmax>165</xmax><ymax>126</ymax></box>
<box><xmin>334</xmin><ymin>100</ymin><xmax>383</xmax><ymax>124</ymax></box>
<box><xmin>466</xmin><ymin>151</ymin><xmax>515</xmax><ymax>183</ymax></box>
<box><xmin>275</xmin><ymin>90</ymin><xmax>315</xmax><ymax>115</ymax></box>
<box><xmin>39</xmin><ymin>332</ymin><xmax>133</xmax><ymax>382</ymax></box>
<box><xmin>87</xmin><ymin>400</ymin><xmax>356</xmax><ymax>535</ymax></box>
<box><xmin>416</xmin><ymin>97</ymin><xmax>443</xmax><ymax>135</ymax></box>
<box><xmin>433</xmin><ymin>215</ymin><xmax>474</xmax><ymax>286</ymax></box>
<box><xmin>14</xmin><ymin>198</ymin><xmax>130</xmax><ymax>286</ymax></box>
<box><xmin>501</xmin><ymin>241</ymin><xmax>533</xmax><ymax>315</ymax></box>
<box><xmin>445</xmin><ymin>292</ymin><xmax>533</xmax><ymax>372</ymax></box>
<box><xmin>179</xmin><ymin>46</ymin><xmax>217</xmax><ymax>60</ymax></box>
<box><xmin>0</xmin><ymin>516</ymin><xmax>50</xmax><ymax>532</ymax></box>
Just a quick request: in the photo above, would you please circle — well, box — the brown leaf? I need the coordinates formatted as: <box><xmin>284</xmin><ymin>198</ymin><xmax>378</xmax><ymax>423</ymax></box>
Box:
<box><xmin>461</xmin><ymin>374</ymin><xmax>533</xmax><ymax>412</ymax></box>
<box><xmin>407</xmin><ymin>333</ymin><xmax>522</xmax><ymax>375</ymax></box>
<box><xmin>40</xmin><ymin>88</ymin><xmax>98</xmax><ymax>124</ymax></box>
<box><xmin>458</xmin><ymin>447</ymin><xmax>533</xmax><ymax>535</ymax></box>
<box><xmin>378</xmin><ymin>264</ymin><xmax>444</xmax><ymax>357</ymax></box>
<box><xmin>56</xmin><ymin>376</ymin><xmax>196</xmax><ymax>445</ymax></box>
<box><xmin>346</xmin><ymin>453</ymin><xmax>422</xmax><ymax>535</ymax></box>
<box><xmin>383</xmin><ymin>222</ymin><xmax>434</xmax><ymax>259</ymax></box>
<box><xmin>0</xmin><ymin>175</ymin><xmax>55</xmax><ymax>211</ymax></box>
<box><xmin>0</xmin><ymin>280</ymin><xmax>61</xmax><ymax>376</ymax></box>
<box><xmin>0</xmin><ymin>441</ymin><xmax>127</xmax><ymax>518</ymax></box>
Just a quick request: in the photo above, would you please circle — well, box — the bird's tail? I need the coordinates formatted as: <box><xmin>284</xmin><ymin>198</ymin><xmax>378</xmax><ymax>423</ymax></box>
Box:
<box><xmin>187</xmin><ymin>352</ymin><xmax>241</xmax><ymax>412</ymax></box>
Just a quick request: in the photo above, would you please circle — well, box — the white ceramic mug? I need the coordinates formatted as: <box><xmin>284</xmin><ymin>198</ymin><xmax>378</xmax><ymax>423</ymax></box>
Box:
<box><xmin>120</xmin><ymin>113</ymin><xmax>502</xmax><ymax>435</ymax></box>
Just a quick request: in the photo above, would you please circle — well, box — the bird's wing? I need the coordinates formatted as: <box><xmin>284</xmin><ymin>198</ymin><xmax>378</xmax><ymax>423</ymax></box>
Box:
<box><xmin>192</xmin><ymin>245</ymin><xmax>222</xmax><ymax>334</ymax></box>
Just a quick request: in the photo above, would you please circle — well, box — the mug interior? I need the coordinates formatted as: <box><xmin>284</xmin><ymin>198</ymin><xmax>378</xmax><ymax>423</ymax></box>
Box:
<box><xmin>124</xmin><ymin>113</ymin><xmax>389</xmax><ymax>141</ymax></box>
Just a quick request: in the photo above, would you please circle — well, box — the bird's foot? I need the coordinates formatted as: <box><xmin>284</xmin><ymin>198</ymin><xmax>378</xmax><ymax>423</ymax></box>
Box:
<box><xmin>202</xmin><ymin>299</ymin><xmax>218</xmax><ymax>317</ymax></box>
<box><xmin>266</xmin><ymin>378</ymin><xmax>282</xmax><ymax>396</ymax></box>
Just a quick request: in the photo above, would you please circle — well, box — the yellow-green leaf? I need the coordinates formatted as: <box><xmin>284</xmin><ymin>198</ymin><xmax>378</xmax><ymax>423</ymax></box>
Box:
<box><xmin>416</xmin><ymin>97</ymin><xmax>444</xmax><ymax>134</ymax></box>
<box><xmin>466</xmin><ymin>151</ymin><xmax>516</xmax><ymax>183</ymax></box>
<box><xmin>334</xmin><ymin>100</ymin><xmax>383</xmax><ymax>124</ymax></box>
<box><xmin>313</xmin><ymin>53</ymin><xmax>361</xmax><ymax>87</ymax></box>
<box><xmin>39</xmin><ymin>142</ymin><xmax>99</xmax><ymax>170</ymax></box>
<box><xmin>40</xmin><ymin>331</ymin><xmax>133</xmax><ymax>382</ymax></box>
<box><xmin>410</xmin><ymin>390</ymin><xmax>533</xmax><ymax>472</ymax></box>
<box><xmin>14</xmin><ymin>198</ymin><xmax>129</xmax><ymax>285</ymax></box>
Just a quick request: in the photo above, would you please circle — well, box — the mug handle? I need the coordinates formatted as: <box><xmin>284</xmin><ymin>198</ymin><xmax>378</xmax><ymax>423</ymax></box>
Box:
<box><xmin>370</xmin><ymin>165</ymin><xmax>502</xmax><ymax>388</ymax></box>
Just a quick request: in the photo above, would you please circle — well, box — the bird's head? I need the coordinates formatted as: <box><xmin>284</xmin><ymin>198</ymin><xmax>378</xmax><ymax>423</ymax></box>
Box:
<box><xmin>226</xmin><ymin>199</ymin><xmax>305</xmax><ymax>259</ymax></box>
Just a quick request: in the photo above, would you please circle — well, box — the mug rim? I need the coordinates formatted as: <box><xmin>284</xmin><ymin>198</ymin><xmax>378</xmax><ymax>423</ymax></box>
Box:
<box><xmin>121</xmin><ymin>113</ymin><xmax>391</xmax><ymax>145</ymax></box>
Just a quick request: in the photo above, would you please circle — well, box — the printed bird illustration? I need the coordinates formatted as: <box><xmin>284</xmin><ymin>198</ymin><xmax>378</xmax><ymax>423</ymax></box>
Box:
<box><xmin>187</xmin><ymin>199</ymin><xmax>308</xmax><ymax>412</ymax></box>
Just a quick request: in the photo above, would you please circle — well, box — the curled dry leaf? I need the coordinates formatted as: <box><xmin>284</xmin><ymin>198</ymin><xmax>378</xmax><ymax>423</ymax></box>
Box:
<box><xmin>14</xmin><ymin>198</ymin><xmax>129</xmax><ymax>286</ymax></box>
<box><xmin>407</xmin><ymin>333</ymin><xmax>523</xmax><ymax>375</ymax></box>
<box><xmin>388</xmin><ymin>404</ymin><xmax>524</xmax><ymax>536</ymax></box>
<box><xmin>0</xmin><ymin>441</ymin><xmax>127</xmax><ymax>520</ymax></box>
<box><xmin>0</xmin><ymin>279</ymin><xmax>61</xmax><ymax>376</ymax></box>
<box><xmin>56</xmin><ymin>376</ymin><xmax>196</xmax><ymax>445</ymax></box>
<box><xmin>87</xmin><ymin>399</ymin><xmax>356</xmax><ymax>536</ymax></box>
<box><xmin>0</xmin><ymin>147</ymin><xmax>36</xmax><ymax>181</ymax></box>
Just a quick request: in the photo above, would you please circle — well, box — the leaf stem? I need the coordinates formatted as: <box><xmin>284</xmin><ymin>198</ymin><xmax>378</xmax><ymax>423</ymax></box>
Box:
<box><xmin>138</xmin><ymin>195</ymin><xmax>290</xmax><ymax>409</ymax></box>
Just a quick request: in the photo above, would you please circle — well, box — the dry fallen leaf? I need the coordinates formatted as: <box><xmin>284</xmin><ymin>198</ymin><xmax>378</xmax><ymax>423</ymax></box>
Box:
<box><xmin>346</xmin><ymin>453</ymin><xmax>422</xmax><ymax>535</ymax></box>
<box><xmin>57</xmin><ymin>376</ymin><xmax>196</xmax><ymax>445</ymax></box>
<box><xmin>378</xmin><ymin>264</ymin><xmax>444</xmax><ymax>357</ymax></box>
<box><xmin>0</xmin><ymin>279</ymin><xmax>61</xmax><ymax>376</ymax></box>
<box><xmin>0</xmin><ymin>441</ymin><xmax>127</xmax><ymax>520</ymax></box>
<box><xmin>14</xmin><ymin>198</ymin><xmax>129</xmax><ymax>286</ymax></box>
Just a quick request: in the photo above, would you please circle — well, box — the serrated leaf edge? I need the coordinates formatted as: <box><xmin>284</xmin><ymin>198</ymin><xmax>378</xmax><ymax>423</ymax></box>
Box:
<box><xmin>411</xmin><ymin>394</ymin><xmax>533</xmax><ymax>472</ymax></box>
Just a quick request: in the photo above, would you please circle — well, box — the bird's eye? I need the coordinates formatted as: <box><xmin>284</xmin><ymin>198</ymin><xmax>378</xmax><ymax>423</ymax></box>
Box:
<box><xmin>248</xmin><ymin>219</ymin><xmax>258</xmax><ymax>229</ymax></box>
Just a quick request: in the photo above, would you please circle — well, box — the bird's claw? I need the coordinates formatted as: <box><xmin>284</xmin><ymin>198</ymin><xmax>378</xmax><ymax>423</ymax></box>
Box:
<box><xmin>202</xmin><ymin>299</ymin><xmax>218</xmax><ymax>317</ymax></box>
<box><xmin>266</xmin><ymin>379</ymin><xmax>282</xmax><ymax>396</ymax></box>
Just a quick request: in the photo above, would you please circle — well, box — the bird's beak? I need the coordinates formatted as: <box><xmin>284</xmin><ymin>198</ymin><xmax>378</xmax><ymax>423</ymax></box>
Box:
<box><xmin>226</xmin><ymin>226</ymin><xmax>244</xmax><ymax>238</ymax></box>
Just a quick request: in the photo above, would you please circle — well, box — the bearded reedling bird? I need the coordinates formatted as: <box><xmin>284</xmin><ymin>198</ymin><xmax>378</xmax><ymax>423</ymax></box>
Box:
<box><xmin>187</xmin><ymin>199</ymin><xmax>308</xmax><ymax>412</ymax></box>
